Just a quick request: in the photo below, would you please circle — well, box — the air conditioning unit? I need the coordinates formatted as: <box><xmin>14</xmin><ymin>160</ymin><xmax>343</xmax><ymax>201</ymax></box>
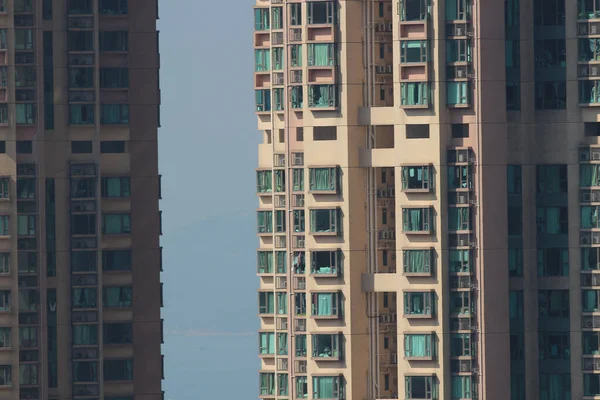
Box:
<box><xmin>593</xmin><ymin>236</ymin><xmax>600</xmax><ymax>244</ymax></box>
<box><xmin>455</xmin><ymin>26</ymin><xmax>464</xmax><ymax>36</ymax></box>
<box><xmin>298</xmin><ymin>364</ymin><xmax>307</xmax><ymax>373</ymax></box>
<box><xmin>592</xmin><ymin>25</ymin><xmax>598</xmax><ymax>34</ymax></box>
<box><xmin>391</xmin><ymin>352</ymin><xmax>398</xmax><ymax>364</ymax></box>
<box><xmin>388</xmin><ymin>187</ymin><xmax>395</xmax><ymax>197</ymax></box>
<box><xmin>390</xmin><ymin>231</ymin><xmax>396</xmax><ymax>240</ymax></box>
<box><xmin>459</xmin><ymin>239</ymin><xmax>466</xmax><ymax>246</ymax></box>
<box><xmin>386</xmin><ymin>64</ymin><xmax>393</xmax><ymax>73</ymax></box>
<box><xmin>74</xmin><ymin>241</ymin><xmax>83</xmax><ymax>249</ymax></box>
<box><xmin>378</xmin><ymin>189</ymin><xmax>387</xmax><ymax>198</ymax></box>
<box><xmin>73</xmin><ymin>204</ymin><xmax>84</xmax><ymax>212</ymax></box>
<box><xmin>582</xmin><ymin>237</ymin><xmax>591</xmax><ymax>245</ymax></box>
<box><xmin>376</xmin><ymin>65</ymin><xmax>386</xmax><ymax>74</ymax></box>
<box><xmin>457</xmin><ymin>69</ymin><xmax>465</xmax><ymax>78</ymax></box>
<box><xmin>586</xmin><ymin>318</ymin><xmax>594</xmax><ymax>328</ymax></box>
<box><xmin>74</xmin><ymin>168</ymin><xmax>83</xmax><ymax>175</ymax></box>
<box><xmin>457</xmin><ymin>153</ymin><xmax>467</xmax><ymax>162</ymax></box>
<box><xmin>593</xmin><ymin>67</ymin><xmax>599</xmax><ymax>77</ymax></box>
<box><xmin>298</xmin><ymin>239</ymin><xmax>305</xmax><ymax>247</ymax></box>
<box><xmin>378</xmin><ymin>23</ymin><xmax>385</xmax><ymax>31</ymax></box>
<box><xmin>74</xmin><ymin>315</ymin><xmax>85</xmax><ymax>322</ymax></box>
<box><xmin>382</xmin><ymin>231</ymin><xmax>390</xmax><ymax>239</ymax></box>
<box><xmin>469</xmin><ymin>199</ymin><xmax>477</xmax><ymax>205</ymax></box>
<box><xmin>458</xmin><ymin>194</ymin><xmax>467</xmax><ymax>204</ymax></box>
<box><xmin>380</xmin><ymin>314</ymin><xmax>390</xmax><ymax>323</ymax></box>
<box><xmin>594</xmin><ymin>152</ymin><xmax>600</xmax><ymax>161</ymax></box>
<box><xmin>468</xmin><ymin>157</ymin><xmax>476</xmax><ymax>163</ymax></box>
<box><xmin>391</xmin><ymin>313</ymin><xmax>397</xmax><ymax>322</ymax></box>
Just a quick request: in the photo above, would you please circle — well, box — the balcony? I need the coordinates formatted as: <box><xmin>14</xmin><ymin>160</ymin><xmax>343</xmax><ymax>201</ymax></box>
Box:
<box><xmin>310</xmin><ymin>250</ymin><xmax>342</xmax><ymax>277</ymax></box>
<box><xmin>401</xmin><ymin>165</ymin><xmax>432</xmax><ymax>193</ymax></box>
<box><xmin>403</xmin><ymin>291</ymin><xmax>433</xmax><ymax>319</ymax></box>
<box><xmin>312</xmin><ymin>334</ymin><xmax>342</xmax><ymax>361</ymax></box>
<box><xmin>579</xmin><ymin>20</ymin><xmax>600</xmax><ymax>36</ymax></box>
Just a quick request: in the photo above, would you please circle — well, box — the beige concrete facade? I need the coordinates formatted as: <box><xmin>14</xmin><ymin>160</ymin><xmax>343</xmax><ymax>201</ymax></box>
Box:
<box><xmin>0</xmin><ymin>0</ymin><xmax>165</xmax><ymax>399</ymax></box>
<box><xmin>253</xmin><ymin>0</ymin><xmax>600</xmax><ymax>399</ymax></box>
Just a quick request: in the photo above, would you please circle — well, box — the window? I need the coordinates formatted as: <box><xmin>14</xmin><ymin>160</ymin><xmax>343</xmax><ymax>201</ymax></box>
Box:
<box><xmin>583</xmin><ymin>205</ymin><xmax>600</xmax><ymax>229</ymax></box>
<box><xmin>510</xmin><ymin>290</ymin><xmax>524</xmax><ymax>322</ymax></box>
<box><xmin>72</xmin><ymin>325</ymin><xmax>98</xmax><ymax>345</ymax></box>
<box><xmin>71</xmin><ymin>141</ymin><xmax>92</xmax><ymax>153</ymax></box>
<box><xmin>401</xmin><ymin>82</ymin><xmax>429</xmax><ymax>106</ymax></box>
<box><xmin>275</xmin><ymin>210</ymin><xmax>286</xmax><ymax>233</ymax></box>
<box><xmin>100</xmin><ymin>140</ymin><xmax>126</xmax><ymax>153</ymax></box>
<box><xmin>507</xmin><ymin>165</ymin><xmax>522</xmax><ymax>194</ymax></box>
<box><xmin>278</xmin><ymin>373</ymin><xmax>289</xmax><ymax>396</ymax></box>
<box><xmin>506</xmin><ymin>81</ymin><xmax>521</xmax><ymax>110</ymax></box>
<box><xmin>291</xmin><ymin>86</ymin><xmax>303</xmax><ymax>109</ymax></box>
<box><xmin>260</xmin><ymin>372</ymin><xmax>275</xmax><ymax>395</ymax></box>
<box><xmin>0</xmin><ymin>216</ymin><xmax>7</xmax><ymax>236</ymax></box>
<box><xmin>72</xmin><ymin>251</ymin><xmax>97</xmax><ymax>272</ymax></box>
<box><xmin>15</xmin><ymin>66</ymin><xmax>35</xmax><ymax>88</ymax></box>
<box><xmin>256</xmin><ymin>171</ymin><xmax>272</xmax><ymax>193</ymax></box>
<box><xmin>308</xmin><ymin>84</ymin><xmax>337</xmax><ymax>108</ymax></box>
<box><xmin>104</xmin><ymin>322</ymin><xmax>132</xmax><ymax>344</ymax></box>
<box><xmin>290</xmin><ymin>45</ymin><xmax>302</xmax><ymax>67</ymax></box>
<box><xmin>254</xmin><ymin>8</ymin><xmax>270</xmax><ymax>30</ymax></box>
<box><xmin>0</xmin><ymin>105</ymin><xmax>7</xmax><ymax>125</ymax></box>
<box><xmin>272</xmin><ymin>48</ymin><xmax>284</xmax><ymax>71</ymax></box>
<box><xmin>295</xmin><ymin>335</ymin><xmax>307</xmax><ymax>357</ymax></box>
<box><xmin>15</xmin><ymin>103</ymin><xmax>35</xmax><ymax>125</ymax></box>
<box><xmin>452</xmin><ymin>124</ymin><xmax>469</xmax><ymax>138</ymax></box>
<box><xmin>104</xmin><ymin>359</ymin><xmax>133</xmax><ymax>381</ymax></box>
<box><xmin>99</xmin><ymin>0</ymin><xmax>127</xmax><ymax>15</ymax></box>
<box><xmin>312</xmin><ymin>334</ymin><xmax>342</xmax><ymax>359</ymax></box>
<box><xmin>0</xmin><ymin>254</ymin><xmax>7</xmax><ymax>274</ymax></box>
<box><xmin>259</xmin><ymin>332</ymin><xmax>275</xmax><ymax>355</ymax></box>
<box><xmin>539</xmin><ymin>332</ymin><xmax>569</xmax><ymax>359</ymax></box>
<box><xmin>292</xmin><ymin>169</ymin><xmax>304</xmax><ymax>191</ymax></box>
<box><xmin>534</xmin><ymin>40</ymin><xmax>566</xmax><ymax>67</ymax></box>
<box><xmin>254</xmin><ymin>49</ymin><xmax>270</xmax><ymax>72</ymax></box>
<box><xmin>17</xmin><ymin>178</ymin><xmax>34</xmax><ymax>199</ymax></box>
<box><xmin>536</xmin><ymin>207</ymin><xmax>568</xmax><ymax>234</ymax></box>
<box><xmin>72</xmin><ymin>288</ymin><xmax>96</xmax><ymax>308</ymax></box>
<box><xmin>538</xmin><ymin>248</ymin><xmax>568</xmax><ymax>276</ymax></box>
<box><xmin>69</xmin><ymin>67</ymin><xmax>94</xmax><ymax>88</ymax></box>
<box><xmin>308</xmin><ymin>43</ymin><xmax>336</xmax><ymax>66</ymax></box>
<box><xmin>402</xmin><ymin>207</ymin><xmax>432</xmax><ymax>232</ymax></box>
<box><xmin>307</xmin><ymin>1</ymin><xmax>337</xmax><ymax>24</ymax></box>
<box><xmin>17</xmin><ymin>215</ymin><xmax>35</xmax><ymax>236</ymax></box>
<box><xmin>293</xmin><ymin>210</ymin><xmax>305</xmax><ymax>233</ymax></box>
<box><xmin>311</xmin><ymin>292</ymin><xmax>341</xmax><ymax>317</ymax></box>
<box><xmin>582</xmin><ymin>164</ymin><xmax>600</xmax><ymax>187</ymax></box>
<box><xmin>274</xmin><ymin>170</ymin><xmax>285</xmax><ymax>192</ymax></box>
<box><xmin>16</xmin><ymin>141</ymin><xmax>32</xmax><ymax>154</ymax></box>
<box><xmin>447</xmin><ymin>81</ymin><xmax>470</xmax><ymax>106</ymax></box>
<box><xmin>259</xmin><ymin>292</ymin><xmax>274</xmax><ymax>314</ymax></box>
<box><xmin>539</xmin><ymin>374</ymin><xmax>570</xmax><ymax>400</ymax></box>
<box><xmin>15</xmin><ymin>29</ymin><xmax>33</xmax><ymax>50</ymax></box>
<box><xmin>71</xmin><ymin>178</ymin><xmax>95</xmax><ymax>198</ymax></box>
<box><xmin>450</xmin><ymin>291</ymin><xmax>472</xmax><ymax>315</ymax></box>
<box><xmin>451</xmin><ymin>333</ymin><xmax>473</xmax><ymax>357</ymax></box>
<box><xmin>101</xmin><ymin>104</ymin><xmax>129</xmax><ymax>124</ymax></box>
<box><xmin>19</xmin><ymin>364</ymin><xmax>37</xmax><ymax>385</ymax></box>
<box><xmin>405</xmin><ymin>375</ymin><xmax>436</xmax><ymax>400</ymax></box>
<box><xmin>451</xmin><ymin>376</ymin><xmax>473</xmax><ymax>400</ymax></box>
<box><xmin>535</xmin><ymin>81</ymin><xmax>566</xmax><ymax>110</ymax></box>
<box><xmin>289</xmin><ymin>3</ymin><xmax>302</xmax><ymax>25</ymax></box>
<box><xmin>257</xmin><ymin>211</ymin><xmax>273</xmax><ymax>234</ymax></box>
<box><xmin>14</xmin><ymin>0</ymin><xmax>32</xmax><ymax>12</ymax></box>
<box><xmin>18</xmin><ymin>252</ymin><xmax>36</xmax><ymax>274</ymax></box>
<box><xmin>100</xmin><ymin>68</ymin><xmax>129</xmax><ymax>88</ymax></box>
<box><xmin>584</xmin><ymin>289</ymin><xmax>600</xmax><ymax>313</ymax></box>
<box><xmin>72</xmin><ymin>361</ymin><xmax>97</xmax><ymax>382</ymax></box>
<box><xmin>508</xmin><ymin>207</ymin><xmax>522</xmax><ymax>236</ymax></box>
<box><xmin>100</xmin><ymin>31</ymin><xmax>128</xmax><ymax>51</ymax></box>
<box><xmin>402</xmin><ymin>166</ymin><xmax>431</xmax><ymax>191</ymax></box>
<box><xmin>508</xmin><ymin>248</ymin><xmax>523</xmax><ymax>277</ymax></box>
<box><xmin>448</xmin><ymin>207</ymin><xmax>471</xmax><ymax>231</ymax></box>
<box><xmin>313</xmin><ymin>126</ymin><xmax>337</xmax><ymax>141</ymax></box>
<box><xmin>309</xmin><ymin>168</ymin><xmax>338</xmax><ymax>192</ymax></box>
<box><xmin>538</xmin><ymin>290</ymin><xmax>569</xmax><ymax>317</ymax></box>
<box><xmin>0</xmin><ymin>328</ymin><xmax>9</xmax><ymax>349</ymax></box>
<box><xmin>0</xmin><ymin>179</ymin><xmax>7</xmax><ymax>200</ymax></box>
<box><xmin>68</xmin><ymin>31</ymin><xmax>93</xmax><ymax>51</ymax></box>
<box><xmin>19</xmin><ymin>327</ymin><xmax>36</xmax><ymax>348</ymax></box>
<box><xmin>583</xmin><ymin>247</ymin><xmax>600</xmax><ymax>270</ymax></box>
<box><xmin>399</xmin><ymin>0</ymin><xmax>430</xmax><ymax>21</ymax></box>
<box><xmin>446</xmin><ymin>0</ymin><xmax>470</xmax><ymax>20</ymax></box>
<box><xmin>43</xmin><ymin>0</ymin><xmax>52</xmax><ymax>18</ymax></box>
<box><xmin>404</xmin><ymin>291</ymin><xmax>433</xmax><ymax>316</ymax></box>
<box><xmin>276</xmin><ymin>292</ymin><xmax>287</xmax><ymax>315</ymax></box>
<box><xmin>400</xmin><ymin>40</ymin><xmax>429</xmax><ymax>63</ymax></box>
<box><xmin>102</xmin><ymin>249</ymin><xmax>132</xmax><ymax>271</ymax></box>
<box><xmin>271</xmin><ymin>7</ymin><xmax>282</xmax><ymax>29</ymax></box>
<box><xmin>585</xmin><ymin>374</ymin><xmax>600</xmax><ymax>396</ymax></box>
<box><xmin>103</xmin><ymin>286</ymin><xmax>132</xmax><ymax>308</ymax></box>
<box><xmin>18</xmin><ymin>289</ymin><xmax>38</xmax><ymax>311</ymax></box>
<box><xmin>102</xmin><ymin>214</ymin><xmax>130</xmax><ymax>234</ymax></box>
<box><xmin>311</xmin><ymin>250</ymin><xmax>342</xmax><ymax>276</ymax></box>
<box><xmin>404</xmin><ymin>333</ymin><xmax>434</xmax><ymax>358</ymax></box>
<box><xmin>68</xmin><ymin>0</ymin><xmax>93</xmax><ymax>14</ymax></box>
<box><xmin>255</xmin><ymin>89</ymin><xmax>271</xmax><ymax>112</ymax></box>
<box><xmin>447</xmin><ymin>39</ymin><xmax>472</xmax><ymax>63</ymax></box>
<box><xmin>510</xmin><ymin>333</ymin><xmax>525</xmax><ymax>360</ymax></box>
<box><xmin>537</xmin><ymin>165</ymin><xmax>567</xmax><ymax>193</ymax></box>
<box><xmin>584</xmin><ymin>332</ymin><xmax>600</xmax><ymax>355</ymax></box>
<box><xmin>403</xmin><ymin>249</ymin><xmax>432</xmax><ymax>274</ymax></box>
<box><xmin>101</xmin><ymin>177</ymin><xmax>130</xmax><ymax>197</ymax></box>
<box><xmin>310</xmin><ymin>209</ymin><xmax>340</xmax><ymax>234</ymax></box>
<box><xmin>312</xmin><ymin>376</ymin><xmax>343</xmax><ymax>399</ymax></box>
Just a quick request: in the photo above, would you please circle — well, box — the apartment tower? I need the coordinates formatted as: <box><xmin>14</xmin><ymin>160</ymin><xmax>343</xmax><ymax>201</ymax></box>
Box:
<box><xmin>253</xmin><ymin>0</ymin><xmax>600</xmax><ymax>399</ymax></box>
<box><xmin>0</xmin><ymin>0</ymin><xmax>166</xmax><ymax>399</ymax></box>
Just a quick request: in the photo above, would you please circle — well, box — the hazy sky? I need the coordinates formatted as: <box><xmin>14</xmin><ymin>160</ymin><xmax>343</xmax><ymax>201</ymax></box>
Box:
<box><xmin>158</xmin><ymin>0</ymin><xmax>259</xmax><ymax>399</ymax></box>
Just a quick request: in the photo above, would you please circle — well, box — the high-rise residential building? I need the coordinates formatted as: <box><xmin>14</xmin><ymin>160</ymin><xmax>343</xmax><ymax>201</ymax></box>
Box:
<box><xmin>0</xmin><ymin>0</ymin><xmax>166</xmax><ymax>399</ymax></box>
<box><xmin>252</xmin><ymin>0</ymin><xmax>600</xmax><ymax>399</ymax></box>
